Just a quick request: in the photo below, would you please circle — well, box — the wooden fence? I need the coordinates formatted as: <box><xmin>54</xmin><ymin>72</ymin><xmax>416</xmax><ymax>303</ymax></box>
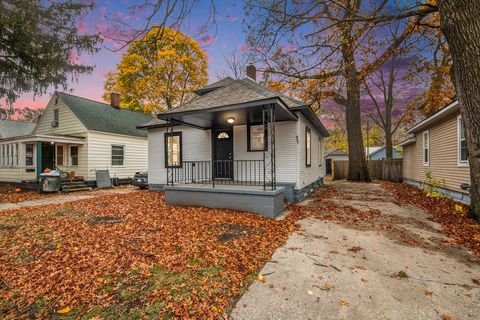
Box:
<box><xmin>333</xmin><ymin>159</ymin><xmax>403</xmax><ymax>182</ymax></box>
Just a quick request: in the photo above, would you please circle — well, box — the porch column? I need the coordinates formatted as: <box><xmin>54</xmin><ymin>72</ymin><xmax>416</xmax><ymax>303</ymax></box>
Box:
<box><xmin>262</xmin><ymin>104</ymin><xmax>276</xmax><ymax>190</ymax></box>
<box><xmin>36</xmin><ymin>141</ymin><xmax>42</xmax><ymax>177</ymax></box>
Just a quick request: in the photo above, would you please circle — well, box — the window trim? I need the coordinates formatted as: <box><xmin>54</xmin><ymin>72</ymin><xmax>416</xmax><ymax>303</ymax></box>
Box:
<box><xmin>306</xmin><ymin>126</ymin><xmax>312</xmax><ymax>167</ymax></box>
<box><xmin>457</xmin><ymin>115</ymin><xmax>469</xmax><ymax>166</ymax></box>
<box><xmin>318</xmin><ymin>137</ymin><xmax>322</xmax><ymax>167</ymax></box>
<box><xmin>164</xmin><ymin>132</ymin><xmax>182</xmax><ymax>168</ymax></box>
<box><xmin>247</xmin><ymin>122</ymin><xmax>267</xmax><ymax>152</ymax></box>
<box><xmin>422</xmin><ymin>130</ymin><xmax>429</xmax><ymax>166</ymax></box>
<box><xmin>56</xmin><ymin>144</ymin><xmax>65</xmax><ymax>166</ymax></box>
<box><xmin>70</xmin><ymin>145</ymin><xmax>79</xmax><ymax>166</ymax></box>
<box><xmin>111</xmin><ymin>145</ymin><xmax>125</xmax><ymax>167</ymax></box>
<box><xmin>25</xmin><ymin>143</ymin><xmax>34</xmax><ymax>167</ymax></box>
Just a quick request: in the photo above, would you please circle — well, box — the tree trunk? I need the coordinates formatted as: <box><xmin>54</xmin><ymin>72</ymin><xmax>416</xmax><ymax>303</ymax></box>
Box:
<box><xmin>438</xmin><ymin>0</ymin><xmax>480</xmax><ymax>221</ymax></box>
<box><xmin>341</xmin><ymin>2</ymin><xmax>370</xmax><ymax>181</ymax></box>
<box><xmin>385</xmin><ymin>126</ymin><xmax>393</xmax><ymax>159</ymax></box>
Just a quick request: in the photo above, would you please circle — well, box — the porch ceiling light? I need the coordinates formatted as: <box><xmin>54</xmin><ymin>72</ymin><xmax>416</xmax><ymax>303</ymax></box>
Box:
<box><xmin>227</xmin><ymin>117</ymin><xmax>235</xmax><ymax>124</ymax></box>
<box><xmin>50</xmin><ymin>141</ymin><xmax>55</xmax><ymax>145</ymax></box>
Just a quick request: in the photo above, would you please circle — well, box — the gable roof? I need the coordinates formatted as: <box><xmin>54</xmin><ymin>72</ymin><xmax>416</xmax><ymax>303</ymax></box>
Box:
<box><xmin>325</xmin><ymin>149</ymin><xmax>348</xmax><ymax>157</ymax></box>
<box><xmin>0</xmin><ymin>119</ymin><xmax>35</xmax><ymax>139</ymax></box>
<box><xmin>161</xmin><ymin>77</ymin><xmax>305</xmax><ymax>116</ymax></box>
<box><xmin>194</xmin><ymin>77</ymin><xmax>236</xmax><ymax>95</ymax></box>
<box><xmin>406</xmin><ymin>100</ymin><xmax>459</xmax><ymax>134</ymax></box>
<box><xmin>57</xmin><ymin>92</ymin><xmax>154</xmax><ymax>138</ymax></box>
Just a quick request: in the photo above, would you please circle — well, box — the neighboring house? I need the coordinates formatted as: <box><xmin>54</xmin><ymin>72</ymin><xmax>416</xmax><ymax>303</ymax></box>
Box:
<box><xmin>324</xmin><ymin>150</ymin><xmax>349</xmax><ymax>176</ymax></box>
<box><xmin>140</xmin><ymin>67</ymin><xmax>330</xmax><ymax>217</ymax></box>
<box><xmin>367</xmin><ymin>146</ymin><xmax>403</xmax><ymax>160</ymax></box>
<box><xmin>0</xmin><ymin>92</ymin><xmax>152</xmax><ymax>186</ymax></box>
<box><xmin>400</xmin><ymin>100</ymin><xmax>470</xmax><ymax>203</ymax></box>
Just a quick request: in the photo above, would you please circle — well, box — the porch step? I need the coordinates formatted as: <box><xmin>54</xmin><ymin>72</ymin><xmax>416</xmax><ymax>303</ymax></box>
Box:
<box><xmin>61</xmin><ymin>179</ymin><xmax>91</xmax><ymax>193</ymax></box>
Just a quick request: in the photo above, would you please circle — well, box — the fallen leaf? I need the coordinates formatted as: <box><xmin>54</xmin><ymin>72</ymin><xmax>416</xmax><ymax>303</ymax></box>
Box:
<box><xmin>472</xmin><ymin>279</ymin><xmax>480</xmax><ymax>285</ymax></box>
<box><xmin>321</xmin><ymin>283</ymin><xmax>334</xmax><ymax>290</ymax></box>
<box><xmin>268</xmin><ymin>284</ymin><xmax>274</xmax><ymax>289</ymax></box>
<box><xmin>425</xmin><ymin>291</ymin><xmax>433</xmax><ymax>296</ymax></box>
<box><xmin>258</xmin><ymin>275</ymin><xmax>266</xmax><ymax>283</ymax></box>
<box><xmin>307</xmin><ymin>290</ymin><xmax>314</xmax><ymax>295</ymax></box>
<box><xmin>361</xmin><ymin>278</ymin><xmax>368</xmax><ymax>283</ymax></box>
<box><xmin>442</xmin><ymin>314</ymin><xmax>454</xmax><ymax>320</ymax></box>
<box><xmin>339</xmin><ymin>300</ymin><xmax>349</xmax><ymax>306</ymax></box>
<box><xmin>57</xmin><ymin>307</ymin><xmax>72</xmax><ymax>314</ymax></box>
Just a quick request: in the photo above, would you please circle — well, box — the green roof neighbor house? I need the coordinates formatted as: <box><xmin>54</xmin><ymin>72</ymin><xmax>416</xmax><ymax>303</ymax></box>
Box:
<box><xmin>0</xmin><ymin>92</ymin><xmax>153</xmax><ymax>186</ymax></box>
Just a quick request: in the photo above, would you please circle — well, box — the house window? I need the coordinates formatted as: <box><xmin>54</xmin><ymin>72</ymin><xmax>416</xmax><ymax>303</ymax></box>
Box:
<box><xmin>164</xmin><ymin>132</ymin><xmax>182</xmax><ymax>167</ymax></box>
<box><xmin>70</xmin><ymin>146</ymin><xmax>79</xmax><ymax>166</ymax></box>
<box><xmin>56</xmin><ymin>145</ymin><xmax>64</xmax><ymax>166</ymax></box>
<box><xmin>52</xmin><ymin>109</ymin><xmax>59</xmax><ymax>127</ymax></box>
<box><xmin>111</xmin><ymin>145</ymin><xmax>125</xmax><ymax>166</ymax></box>
<box><xmin>26</xmin><ymin>144</ymin><xmax>34</xmax><ymax>166</ymax></box>
<box><xmin>458</xmin><ymin>116</ymin><xmax>468</xmax><ymax>164</ymax></box>
<box><xmin>247</xmin><ymin>124</ymin><xmax>266</xmax><ymax>151</ymax></box>
<box><xmin>306</xmin><ymin>127</ymin><xmax>311</xmax><ymax>167</ymax></box>
<box><xmin>423</xmin><ymin>130</ymin><xmax>429</xmax><ymax>166</ymax></box>
<box><xmin>318</xmin><ymin>137</ymin><xmax>322</xmax><ymax>166</ymax></box>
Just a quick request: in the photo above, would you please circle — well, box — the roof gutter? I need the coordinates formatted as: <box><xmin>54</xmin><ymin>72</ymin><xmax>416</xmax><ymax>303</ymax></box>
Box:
<box><xmin>406</xmin><ymin>100</ymin><xmax>459</xmax><ymax>134</ymax></box>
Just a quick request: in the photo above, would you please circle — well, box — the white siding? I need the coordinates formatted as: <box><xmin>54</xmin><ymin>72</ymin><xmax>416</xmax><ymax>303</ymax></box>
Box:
<box><xmin>86</xmin><ymin>131</ymin><xmax>148</xmax><ymax>181</ymax></box>
<box><xmin>148</xmin><ymin>126</ymin><xmax>212</xmax><ymax>185</ymax></box>
<box><xmin>0</xmin><ymin>142</ymin><xmax>37</xmax><ymax>182</ymax></box>
<box><xmin>34</xmin><ymin>96</ymin><xmax>87</xmax><ymax>136</ymax></box>
<box><xmin>233</xmin><ymin>122</ymin><xmax>297</xmax><ymax>184</ymax></box>
<box><xmin>296</xmin><ymin>113</ymin><xmax>325</xmax><ymax>189</ymax></box>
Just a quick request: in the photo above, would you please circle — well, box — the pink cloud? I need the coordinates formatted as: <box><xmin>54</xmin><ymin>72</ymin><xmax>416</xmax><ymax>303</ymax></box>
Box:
<box><xmin>200</xmin><ymin>35</ymin><xmax>215</xmax><ymax>46</ymax></box>
<box><xmin>69</xmin><ymin>49</ymin><xmax>80</xmax><ymax>65</ymax></box>
<box><xmin>228</xmin><ymin>15</ymin><xmax>240</xmax><ymax>22</ymax></box>
<box><xmin>77</xmin><ymin>20</ymin><xmax>88</xmax><ymax>33</ymax></box>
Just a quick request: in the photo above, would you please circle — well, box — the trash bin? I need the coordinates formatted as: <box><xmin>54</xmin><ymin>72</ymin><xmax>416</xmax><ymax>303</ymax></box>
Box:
<box><xmin>39</xmin><ymin>171</ymin><xmax>61</xmax><ymax>193</ymax></box>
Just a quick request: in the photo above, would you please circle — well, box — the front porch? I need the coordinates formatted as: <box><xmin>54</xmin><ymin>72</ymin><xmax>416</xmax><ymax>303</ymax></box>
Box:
<box><xmin>147</xmin><ymin>96</ymin><xmax>297</xmax><ymax>218</ymax></box>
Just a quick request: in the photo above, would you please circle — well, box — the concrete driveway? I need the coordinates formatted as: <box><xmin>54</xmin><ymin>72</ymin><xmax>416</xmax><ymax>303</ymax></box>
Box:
<box><xmin>232</xmin><ymin>181</ymin><xmax>480</xmax><ymax>320</ymax></box>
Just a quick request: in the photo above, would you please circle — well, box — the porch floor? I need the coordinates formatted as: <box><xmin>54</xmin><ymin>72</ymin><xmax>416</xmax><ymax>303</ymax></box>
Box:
<box><xmin>164</xmin><ymin>184</ymin><xmax>285</xmax><ymax>218</ymax></box>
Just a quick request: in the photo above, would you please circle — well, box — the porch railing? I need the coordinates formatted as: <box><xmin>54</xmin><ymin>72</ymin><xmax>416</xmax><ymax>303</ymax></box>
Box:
<box><xmin>168</xmin><ymin>160</ymin><xmax>268</xmax><ymax>188</ymax></box>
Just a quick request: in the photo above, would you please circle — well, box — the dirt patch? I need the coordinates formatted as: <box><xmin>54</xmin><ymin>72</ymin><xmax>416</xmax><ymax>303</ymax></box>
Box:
<box><xmin>217</xmin><ymin>224</ymin><xmax>256</xmax><ymax>243</ymax></box>
<box><xmin>86</xmin><ymin>215</ymin><xmax>124</xmax><ymax>225</ymax></box>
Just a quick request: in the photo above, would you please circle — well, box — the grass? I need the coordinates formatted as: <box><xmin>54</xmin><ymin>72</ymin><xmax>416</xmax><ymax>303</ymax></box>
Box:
<box><xmin>0</xmin><ymin>191</ymin><xmax>298</xmax><ymax>319</ymax></box>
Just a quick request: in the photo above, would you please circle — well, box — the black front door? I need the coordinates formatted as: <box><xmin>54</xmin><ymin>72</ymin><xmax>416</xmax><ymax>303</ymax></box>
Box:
<box><xmin>41</xmin><ymin>143</ymin><xmax>55</xmax><ymax>172</ymax></box>
<box><xmin>213</xmin><ymin>129</ymin><xmax>233</xmax><ymax>179</ymax></box>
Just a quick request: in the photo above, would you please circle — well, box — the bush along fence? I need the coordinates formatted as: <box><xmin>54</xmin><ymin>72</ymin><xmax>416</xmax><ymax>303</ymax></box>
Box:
<box><xmin>333</xmin><ymin>159</ymin><xmax>403</xmax><ymax>182</ymax></box>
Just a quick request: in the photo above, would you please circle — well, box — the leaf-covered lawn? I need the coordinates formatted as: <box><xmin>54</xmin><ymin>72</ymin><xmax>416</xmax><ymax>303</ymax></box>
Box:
<box><xmin>0</xmin><ymin>186</ymin><xmax>52</xmax><ymax>204</ymax></box>
<box><xmin>0</xmin><ymin>191</ymin><xmax>302</xmax><ymax>319</ymax></box>
<box><xmin>382</xmin><ymin>182</ymin><xmax>480</xmax><ymax>256</ymax></box>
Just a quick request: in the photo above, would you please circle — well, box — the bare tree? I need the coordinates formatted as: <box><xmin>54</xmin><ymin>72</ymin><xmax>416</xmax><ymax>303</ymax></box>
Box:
<box><xmin>216</xmin><ymin>50</ymin><xmax>249</xmax><ymax>80</ymax></box>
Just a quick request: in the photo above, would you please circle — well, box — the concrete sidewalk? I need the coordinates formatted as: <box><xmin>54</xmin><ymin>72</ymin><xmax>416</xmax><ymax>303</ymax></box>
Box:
<box><xmin>232</xmin><ymin>182</ymin><xmax>480</xmax><ymax>320</ymax></box>
<box><xmin>0</xmin><ymin>187</ymin><xmax>137</xmax><ymax>212</ymax></box>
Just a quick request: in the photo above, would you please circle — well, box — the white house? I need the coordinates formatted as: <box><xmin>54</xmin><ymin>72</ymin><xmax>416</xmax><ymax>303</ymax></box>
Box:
<box><xmin>140</xmin><ymin>67</ymin><xmax>330</xmax><ymax>217</ymax></box>
<box><xmin>0</xmin><ymin>92</ymin><xmax>152</xmax><ymax>187</ymax></box>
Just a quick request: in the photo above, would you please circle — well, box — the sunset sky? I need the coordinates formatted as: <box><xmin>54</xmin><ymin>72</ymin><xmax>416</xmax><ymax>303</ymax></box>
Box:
<box><xmin>14</xmin><ymin>0</ymin><xmax>245</xmax><ymax>110</ymax></box>
<box><xmin>13</xmin><ymin>0</ymin><xmax>423</xmax><ymax>121</ymax></box>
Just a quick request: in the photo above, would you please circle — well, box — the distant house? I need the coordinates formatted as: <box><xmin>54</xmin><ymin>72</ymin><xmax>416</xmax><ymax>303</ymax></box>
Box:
<box><xmin>140</xmin><ymin>67</ymin><xmax>330</xmax><ymax>217</ymax></box>
<box><xmin>0</xmin><ymin>92</ymin><xmax>152</xmax><ymax>186</ymax></box>
<box><xmin>324</xmin><ymin>150</ymin><xmax>349</xmax><ymax>175</ymax></box>
<box><xmin>400</xmin><ymin>100</ymin><xmax>470</xmax><ymax>203</ymax></box>
<box><xmin>367</xmin><ymin>146</ymin><xmax>403</xmax><ymax>160</ymax></box>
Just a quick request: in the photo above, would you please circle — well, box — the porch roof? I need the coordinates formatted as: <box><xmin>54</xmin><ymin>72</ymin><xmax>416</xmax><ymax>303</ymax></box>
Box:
<box><xmin>138</xmin><ymin>77</ymin><xmax>329</xmax><ymax>136</ymax></box>
<box><xmin>0</xmin><ymin>134</ymin><xmax>85</xmax><ymax>144</ymax></box>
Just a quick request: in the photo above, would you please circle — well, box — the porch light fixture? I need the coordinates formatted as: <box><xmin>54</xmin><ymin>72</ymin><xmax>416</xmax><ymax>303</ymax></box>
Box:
<box><xmin>227</xmin><ymin>117</ymin><xmax>235</xmax><ymax>124</ymax></box>
<box><xmin>50</xmin><ymin>141</ymin><xmax>55</xmax><ymax>145</ymax></box>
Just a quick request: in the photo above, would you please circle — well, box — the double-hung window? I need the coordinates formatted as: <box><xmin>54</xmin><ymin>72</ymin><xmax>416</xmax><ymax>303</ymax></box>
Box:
<box><xmin>306</xmin><ymin>127</ymin><xmax>312</xmax><ymax>167</ymax></box>
<box><xmin>458</xmin><ymin>116</ymin><xmax>468</xmax><ymax>165</ymax></box>
<box><xmin>423</xmin><ymin>131</ymin><xmax>429</xmax><ymax>166</ymax></box>
<box><xmin>56</xmin><ymin>145</ymin><xmax>64</xmax><ymax>166</ymax></box>
<box><xmin>164</xmin><ymin>132</ymin><xmax>182</xmax><ymax>167</ymax></box>
<box><xmin>111</xmin><ymin>145</ymin><xmax>125</xmax><ymax>166</ymax></box>
<box><xmin>247</xmin><ymin>123</ymin><xmax>266</xmax><ymax>151</ymax></box>
<box><xmin>25</xmin><ymin>144</ymin><xmax>34</xmax><ymax>166</ymax></box>
<box><xmin>70</xmin><ymin>146</ymin><xmax>79</xmax><ymax>166</ymax></box>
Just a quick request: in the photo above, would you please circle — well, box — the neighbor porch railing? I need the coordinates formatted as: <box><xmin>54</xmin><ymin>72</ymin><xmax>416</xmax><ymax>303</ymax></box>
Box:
<box><xmin>168</xmin><ymin>160</ymin><xmax>268</xmax><ymax>187</ymax></box>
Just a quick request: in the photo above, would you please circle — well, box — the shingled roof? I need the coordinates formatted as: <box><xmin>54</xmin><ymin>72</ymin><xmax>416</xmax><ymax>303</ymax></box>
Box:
<box><xmin>58</xmin><ymin>92</ymin><xmax>154</xmax><ymax>138</ymax></box>
<box><xmin>161</xmin><ymin>77</ymin><xmax>306</xmax><ymax>115</ymax></box>
<box><xmin>0</xmin><ymin>119</ymin><xmax>35</xmax><ymax>139</ymax></box>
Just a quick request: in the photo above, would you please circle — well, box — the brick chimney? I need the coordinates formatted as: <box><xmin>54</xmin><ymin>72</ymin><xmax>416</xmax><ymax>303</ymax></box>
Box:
<box><xmin>110</xmin><ymin>92</ymin><xmax>120</xmax><ymax>108</ymax></box>
<box><xmin>246</xmin><ymin>64</ymin><xmax>256</xmax><ymax>81</ymax></box>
